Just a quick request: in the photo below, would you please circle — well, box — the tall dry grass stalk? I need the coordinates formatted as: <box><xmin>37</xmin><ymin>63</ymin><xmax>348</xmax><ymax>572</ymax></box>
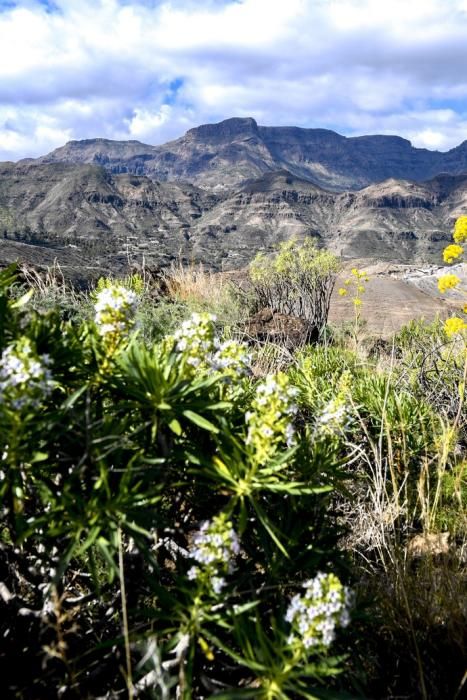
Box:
<box><xmin>249</xmin><ymin>340</ymin><xmax>295</xmax><ymax>377</ymax></box>
<box><xmin>163</xmin><ymin>260</ymin><xmax>229</xmax><ymax>308</ymax></box>
<box><xmin>19</xmin><ymin>260</ymin><xmax>81</xmax><ymax>303</ymax></box>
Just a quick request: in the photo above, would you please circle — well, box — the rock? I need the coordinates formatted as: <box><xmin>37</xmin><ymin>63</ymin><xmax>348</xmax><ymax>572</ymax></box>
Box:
<box><xmin>244</xmin><ymin>308</ymin><xmax>314</xmax><ymax>348</ymax></box>
<box><xmin>406</xmin><ymin>532</ymin><xmax>450</xmax><ymax>558</ymax></box>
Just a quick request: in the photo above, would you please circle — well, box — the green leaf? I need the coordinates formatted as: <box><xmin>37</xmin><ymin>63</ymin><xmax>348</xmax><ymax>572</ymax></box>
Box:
<box><xmin>263</xmin><ymin>483</ymin><xmax>333</xmax><ymax>495</ymax></box>
<box><xmin>11</xmin><ymin>288</ymin><xmax>34</xmax><ymax>309</ymax></box>
<box><xmin>76</xmin><ymin>526</ymin><xmax>102</xmax><ymax>556</ymax></box>
<box><xmin>182</xmin><ymin>410</ymin><xmax>219</xmax><ymax>433</ymax></box>
<box><xmin>168</xmin><ymin>418</ymin><xmax>183</xmax><ymax>435</ymax></box>
<box><xmin>96</xmin><ymin>537</ymin><xmax>118</xmax><ymax>579</ymax></box>
<box><xmin>231</xmin><ymin>601</ymin><xmax>260</xmax><ymax>615</ymax></box>
<box><xmin>62</xmin><ymin>384</ymin><xmax>88</xmax><ymax>409</ymax></box>
<box><xmin>30</xmin><ymin>451</ymin><xmax>48</xmax><ymax>464</ymax></box>
<box><xmin>251</xmin><ymin>498</ymin><xmax>289</xmax><ymax>557</ymax></box>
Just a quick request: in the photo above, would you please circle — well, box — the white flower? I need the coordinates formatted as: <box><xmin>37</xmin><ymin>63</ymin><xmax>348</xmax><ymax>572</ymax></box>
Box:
<box><xmin>285</xmin><ymin>572</ymin><xmax>352</xmax><ymax>651</ymax></box>
<box><xmin>211</xmin><ymin>577</ymin><xmax>226</xmax><ymax>594</ymax></box>
<box><xmin>0</xmin><ymin>340</ymin><xmax>55</xmax><ymax>410</ymax></box>
<box><xmin>94</xmin><ymin>285</ymin><xmax>138</xmax><ymax>337</ymax></box>
<box><xmin>187</xmin><ymin>516</ymin><xmax>240</xmax><ymax>595</ymax></box>
<box><xmin>315</xmin><ymin>399</ymin><xmax>350</xmax><ymax>436</ymax></box>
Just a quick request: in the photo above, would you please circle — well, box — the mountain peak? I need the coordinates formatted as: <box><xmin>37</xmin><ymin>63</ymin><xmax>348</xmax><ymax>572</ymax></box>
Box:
<box><xmin>186</xmin><ymin>117</ymin><xmax>259</xmax><ymax>141</ymax></box>
<box><xmin>33</xmin><ymin>117</ymin><xmax>467</xmax><ymax>192</ymax></box>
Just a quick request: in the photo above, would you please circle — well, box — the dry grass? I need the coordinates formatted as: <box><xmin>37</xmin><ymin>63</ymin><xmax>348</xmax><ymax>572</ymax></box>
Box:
<box><xmin>19</xmin><ymin>259</ymin><xmax>72</xmax><ymax>298</ymax></box>
<box><xmin>163</xmin><ymin>260</ymin><xmax>229</xmax><ymax>307</ymax></box>
<box><xmin>342</xmin><ymin>407</ymin><xmax>467</xmax><ymax>700</ymax></box>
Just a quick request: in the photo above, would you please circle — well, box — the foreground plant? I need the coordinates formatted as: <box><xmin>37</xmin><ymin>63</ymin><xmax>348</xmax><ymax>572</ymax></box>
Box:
<box><xmin>0</xmin><ymin>268</ymin><xmax>352</xmax><ymax>699</ymax></box>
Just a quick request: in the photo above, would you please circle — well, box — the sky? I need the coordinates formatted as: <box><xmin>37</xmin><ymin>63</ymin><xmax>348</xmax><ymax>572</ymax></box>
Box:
<box><xmin>1</xmin><ymin>0</ymin><xmax>467</xmax><ymax>160</ymax></box>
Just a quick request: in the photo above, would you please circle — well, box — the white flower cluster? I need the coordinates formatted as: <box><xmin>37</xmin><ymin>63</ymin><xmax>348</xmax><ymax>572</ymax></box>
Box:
<box><xmin>245</xmin><ymin>373</ymin><xmax>299</xmax><ymax>459</ymax></box>
<box><xmin>0</xmin><ymin>339</ymin><xmax>54</xmax><ymax>410</ymax></box>
<box><xmin>94</xmin><ymin>285</ymin><xmax>138</xmax><ymax>336</ymax></box>
<box><xmin>173</xmin><ymin>312</ymin><xmax>251</xmax><ymax>378</ymax></box>
<box><xmin>210</xmin><ymin>338</ymin><xmax>252</xmax><ymax>379</ymax></box>
<box><xmin>314</xmin><ymin>371</ymin><xmax>352</xmax><ymax>437</ymax></box>
<box><xmin>173</xmin><ymin>312</ymin><xmax>216</xmax><ymax>369</ymax></box>
<box><xmin>285</xmin><ymin>572</ymin><xmax>352</xmax><ymax>650</ymax></box>
<box><xmin>315</xmin><ymin>398</ymin><xmax>350</xmax><ymax>436</ymax></box>
<box><xmin>187</xmin><ymin>515</ymin><xmax>240</xmax><ymax>595</ymax></box>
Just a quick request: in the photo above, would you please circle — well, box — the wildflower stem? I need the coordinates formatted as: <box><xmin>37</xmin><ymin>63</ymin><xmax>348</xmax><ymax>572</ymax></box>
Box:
<box><xmin>117</xmin><ymin>526</ymin><xmax>133</xmax><ymax>700</ymax></box>
<box><xmin>452</xmin><ymin>349</ymin><xmax>467</xmax><ymax>431</ymax></box>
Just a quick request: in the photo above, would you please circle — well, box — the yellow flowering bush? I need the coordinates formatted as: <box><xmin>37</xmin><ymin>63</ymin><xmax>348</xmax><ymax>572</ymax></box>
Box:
<box><xmin>338</xmin><ymin>267</ymin><xmax>369</xmax><ymax>347</ymax></box>
<box><xmin>440</xmin><ymin>217</ymin><xmax>467</xmax><ymax>338</ymax></box>
<box><xmin>443</xmin><ymin>244</ymin><xmax>464</xmax><ymax>263</ymax></box>
<box><xmin>338</xmin><ymin>268</ymin><xmax>369</xmax><ymax>303</ymax></box>
<box><xmin>438</xmin><ymin>273</ymin><xmax>461</xmax><ymax>293</ymax></box>
<box><xmin>444</xmin><ymin>316</ymin><xmax>467</xmax><ymax>338</ymax></box>
<box><xmin>453</xmin><ymin>215</ymin><xmax>467</xmax><ymax>244</ymax></box>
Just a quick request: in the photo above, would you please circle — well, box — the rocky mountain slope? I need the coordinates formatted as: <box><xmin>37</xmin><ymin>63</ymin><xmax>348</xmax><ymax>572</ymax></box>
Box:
<box><xmin>0</xmin><ymin>161</ymin><xmax>220</xmax><ymax>278</ymax></box>
<box><xmin>185</xmin><ymin>170</ymin><xmax>467</xmax><ymax>267</ymax></box>
<box><xmin>1</xmin><ymin>157</ymin><xmax>467</xmax><ymax>278</ymax></box>
<box><xmin>37</xmin><ymin>117</ymin><xmax>467</xmax><ymax>191</ymax></box>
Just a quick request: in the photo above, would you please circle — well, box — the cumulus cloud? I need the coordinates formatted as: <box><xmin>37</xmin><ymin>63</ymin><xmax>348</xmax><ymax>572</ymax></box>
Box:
<box><xmin>0</xmin><ymin>0</ymin><xmax>467</xmax><ymax>160</ymax></box>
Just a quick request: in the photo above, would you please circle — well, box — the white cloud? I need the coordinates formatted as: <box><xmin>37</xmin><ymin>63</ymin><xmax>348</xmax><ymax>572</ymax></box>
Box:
<box><xmin>0</xmin><ymin>0</ymin><xmax>467</xmax><ymax>159</ymax></box>
<box><xmin>125</xmin><ymin>104</ymin><xmax>172</xmax><ymax>139</ymax></box>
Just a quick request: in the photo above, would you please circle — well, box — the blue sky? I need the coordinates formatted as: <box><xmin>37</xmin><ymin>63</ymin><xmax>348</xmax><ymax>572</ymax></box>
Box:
<box><xmin>1</xmin><ymin>0</ymin><xmax>467</xmax><ymax>160</ymax></box>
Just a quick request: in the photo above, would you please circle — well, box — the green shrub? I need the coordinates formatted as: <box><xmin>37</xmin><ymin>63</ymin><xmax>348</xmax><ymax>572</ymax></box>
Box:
<box><xmin>0</xmin><ymin>265</ymin><xmax>353</xmax><ymax>699</ymax></box>
<box><xmin>249</xmin><ymin>238</ymin><xmax>340</xmax><ymax>337</ymax></box>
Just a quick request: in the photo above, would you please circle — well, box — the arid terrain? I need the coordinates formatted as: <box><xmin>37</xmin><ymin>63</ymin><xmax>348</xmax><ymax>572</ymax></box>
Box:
<box><xmin>329</xmin><ymin>260</ymin><xmax>464</xmax><ymax>335</ymax></box>
<box><xmin>1</xmin><ymin>117</ymin><xmax>466</xmax><ymax>329</ymax></box>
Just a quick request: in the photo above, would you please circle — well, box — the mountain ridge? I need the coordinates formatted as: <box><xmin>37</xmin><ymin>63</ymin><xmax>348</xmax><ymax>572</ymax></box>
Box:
<box><xmin>1</xmin><ymin>158</ymin><xmax>465</xmax><ymax>280</ymax></box>
<box><xmin>34</xmin><ymin>117</ymin><xmax>467</xmax><ymax>192</ymax></box>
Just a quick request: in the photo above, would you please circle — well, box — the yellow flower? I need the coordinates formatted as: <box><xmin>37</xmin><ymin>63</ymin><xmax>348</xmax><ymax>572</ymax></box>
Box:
<box><xmin>438</xmin><ymin>274</ymin><xmax>461</xmax><ymax>293</ymax></box>
<box><xmin>351</xmin><ymin>268</ymin><xmax>358</xmax><ymax>276</ymax></box>
<box><xmin>463</xmin><ymin>304</ymin><xmax>467</xmax><ymax>314</ymax></box>
<box><xmin>443</xmin><ymin>244</ymin><xmax>464</xmax><ymax>263</ymax></box>
<box><xmin>357</xmin><ymin>285</ymin><xmax>365</xmax><ymax>293</ymax></box>
<box><xmin>444</xmin><ymin>317</ymin><xmax>467</xmax><ymax>337</ymax></box>
<box><xmin>338</xmin><ymin>288</ymin><xmax>348</xmax><ymax>296</ymax></box>
<box><xmin>353</xmin><ymin>298</ymin><xmax>362</xmax><ymax>307</ymax></box>
<box><xmin>453</xmin><ymin>216</ymin><xmax>467</xmax><ymax>244</ymax></box>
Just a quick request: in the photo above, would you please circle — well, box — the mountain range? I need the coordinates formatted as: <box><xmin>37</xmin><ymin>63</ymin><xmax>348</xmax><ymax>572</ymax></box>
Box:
<box><xmin>2</xmin><ymin>117</ymin><xmax>467</xmax><ymax>280</ymax></box>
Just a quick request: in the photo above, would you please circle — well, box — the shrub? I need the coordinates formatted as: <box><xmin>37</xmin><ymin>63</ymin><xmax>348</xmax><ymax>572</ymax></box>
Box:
<box><xmin>249</xmin><ymin>238</ymin><xmax>340</xmax><ymax>338</ymax></box>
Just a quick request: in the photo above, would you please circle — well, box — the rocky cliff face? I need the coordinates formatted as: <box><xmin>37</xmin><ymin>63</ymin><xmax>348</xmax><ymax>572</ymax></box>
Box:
<box><xmin>37</xmin><ymin>117</ymin><xmax>467</xmax><ymax>191</ymax></box>
<box><xmin>3</xmin><ymin>118</ymin><xmax>467</xmax><ymax>279</ymax></box>
<box><xmin>1</xmin><ymin>157</ymin><xmax>466</xmax><ymax>279</ymax></box>
<box><xmin>0</xmin><ymin>161</ymin><xmax>221</xmax><ymax>278</ymax></box>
